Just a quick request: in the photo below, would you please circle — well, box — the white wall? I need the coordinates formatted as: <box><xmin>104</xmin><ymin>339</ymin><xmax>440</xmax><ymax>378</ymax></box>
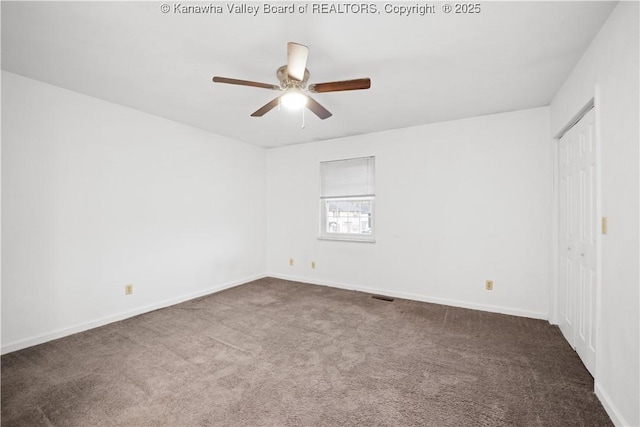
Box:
<box><xmin>267</xmin><ymin>107</ymin><xmax>551</xmax><ymax>319</ymax></box>
<box><xmin>1</xmin><ymin>71</ymin><xmax>267</xmax><ymax>353</ymax></box>
<box><xmin>550</xmin><ymin>2</ymin><xmax>639</xmax><ymax>426</ymax></box>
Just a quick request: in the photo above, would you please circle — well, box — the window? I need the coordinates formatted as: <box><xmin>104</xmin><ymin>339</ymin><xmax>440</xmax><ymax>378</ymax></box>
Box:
<box><xmin>320</xmin><ymin>156</ymin><xmax>375</xmax><ymax>242</ymax></box>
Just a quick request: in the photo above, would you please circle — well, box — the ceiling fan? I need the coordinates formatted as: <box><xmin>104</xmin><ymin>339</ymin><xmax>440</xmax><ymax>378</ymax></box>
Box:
<box><xmin>212</xmin><ymin>42</ymin><xmax>371</xmax><ymax>120</ymax></box>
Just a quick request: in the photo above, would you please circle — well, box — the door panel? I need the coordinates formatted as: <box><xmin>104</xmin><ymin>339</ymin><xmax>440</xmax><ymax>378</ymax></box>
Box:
<box><xmin>559</xmin><ymin>123</ymin><xmax>576</xmax><ymax>346</ymax></box>
<box><xmin>575</xmin><ymin>108</ymin><xmax>597</xmax><ymax>375</ymax></box>
<box><xmin>558</xmin><ymin>107</ymin><xmax>597</xmax><ymax>376</ymax></box>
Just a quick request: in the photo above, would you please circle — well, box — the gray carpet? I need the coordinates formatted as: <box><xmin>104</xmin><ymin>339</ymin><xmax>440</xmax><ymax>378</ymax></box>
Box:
<box><xmin>2</xmin><ymin>277</ymin><xmax>612</xmax><ymax>426</ymax></box>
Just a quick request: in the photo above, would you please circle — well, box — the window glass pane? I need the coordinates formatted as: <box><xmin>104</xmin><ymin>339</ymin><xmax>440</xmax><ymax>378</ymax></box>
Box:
<box><xmin>325</xmin><ymin>199</ymin><xmax>372</xmax><ymax>235</ymax></box>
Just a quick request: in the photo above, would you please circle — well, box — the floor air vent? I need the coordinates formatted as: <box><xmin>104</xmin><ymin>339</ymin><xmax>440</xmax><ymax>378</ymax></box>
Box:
<box><xmin>371</xmin><ymin>295</ymin><xmax>394</xmax><ymax>302</ymax></box>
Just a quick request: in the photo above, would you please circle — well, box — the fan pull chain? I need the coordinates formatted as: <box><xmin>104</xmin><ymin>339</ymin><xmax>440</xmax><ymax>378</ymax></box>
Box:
<box><xmin>301</xmin><ymin>107</ymin><xmax>305</xmax><ymax>129</ymax></box>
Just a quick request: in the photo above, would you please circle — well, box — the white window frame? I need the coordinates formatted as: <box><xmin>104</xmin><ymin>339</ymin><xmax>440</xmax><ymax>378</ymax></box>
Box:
<box><xmin>319</xmin><ymin>156</ymin><xmax>375</xmax><ymax>243</ymax></box>
<box><xmin>320</xmin><ymin>196</ymin><xmax>375</xmax><ymax>242</ymax></box>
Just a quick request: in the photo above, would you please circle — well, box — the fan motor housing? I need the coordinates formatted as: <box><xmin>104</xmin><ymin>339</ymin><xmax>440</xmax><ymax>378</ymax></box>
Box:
<box><xmin>277</xmin><ymin>65</ymin><xmax>310</xmax><ymax>89</ymax></box>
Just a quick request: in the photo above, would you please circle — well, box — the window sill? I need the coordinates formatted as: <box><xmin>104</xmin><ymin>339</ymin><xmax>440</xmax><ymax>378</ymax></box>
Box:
<box><xmin>318</xmin><ymin>236</ymin><xmax>376</xmax><ymax>243</ymax></box>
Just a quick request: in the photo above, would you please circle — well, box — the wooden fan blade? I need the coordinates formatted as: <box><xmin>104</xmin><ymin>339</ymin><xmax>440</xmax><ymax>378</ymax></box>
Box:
<box><xmin>213</xmin><ymin>76</ymin><xmax>280</xmax><ymax>90</ymax></box>
<box><xmin>251</xmin><ymin>97</ymin><xmax>280</xmax><ymax>117</ymax></box>
<box><xmin>306</xmin><ymin>95</ymin><xmax>332</xmax><ymax>120</ymax></box>
<box><xmin>308</xmin><ymin>78</ymin><xmax>371</xmax><ymax>93</ymax></box>
<box><xmin>287</xmin><ymin>42</ymin><xmax>309</xmax><ymax>82</ymax></box>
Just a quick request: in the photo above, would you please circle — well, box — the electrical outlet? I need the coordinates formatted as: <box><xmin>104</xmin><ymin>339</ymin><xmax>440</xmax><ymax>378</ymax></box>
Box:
<box><xmin>289</xmin><ymin>258</ymin><xmax>294</xmax><ymax>266</ymax></box>
<box><xmin>602</xmin><ymin>217</ymin><xmax>608</xmax><ymax>235</ymax></box>
<box><xmin>486</xmin><ymin>280</ymin><xmax>493</xmax><ymax>291</ymax></box>
<box><xmin>125</xmin><ymin>284</ymin><xmax>133</xmax><ymax>295</ymax></box>
<box><xmin>311</xmin><ymin>261</ymin><xmax>316</xmax><ymax>269</ymax></box>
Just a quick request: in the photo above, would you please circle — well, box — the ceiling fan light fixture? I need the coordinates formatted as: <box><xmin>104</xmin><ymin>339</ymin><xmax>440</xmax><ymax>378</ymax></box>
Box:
<box><xmin>281</xmin><ymin>89</ymin><xmax>307</xmax><ymax>110</ymax></box>
<box><xmin>212</xmin><ymin>42</ymin><xmax>370</xmax><ymax>120</ymax></box>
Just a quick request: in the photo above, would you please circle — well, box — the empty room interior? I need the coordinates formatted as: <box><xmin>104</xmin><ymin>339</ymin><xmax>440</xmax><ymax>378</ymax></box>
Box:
<box><xmin>1</xmin><ymin>1</ymin><xmax>639</xmax><ymax>426</ymax></box>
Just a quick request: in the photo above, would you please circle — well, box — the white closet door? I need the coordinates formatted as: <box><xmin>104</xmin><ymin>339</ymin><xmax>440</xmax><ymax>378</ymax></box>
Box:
<box><xmin>558</xmin><ymin>117</ymin><xmax>577</xmax><ymax>349</ymax></box>
<box><xmin>558</xmin><ymin>107</ymin><xmax>598</xmax><ymax>376</ymax></box>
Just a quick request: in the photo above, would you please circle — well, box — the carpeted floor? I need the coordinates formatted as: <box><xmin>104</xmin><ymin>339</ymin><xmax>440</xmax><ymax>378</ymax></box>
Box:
<box><xmin>2</xmin><ymin>277</ymin><xmax>612</xmax><ymax>426</ymax></box>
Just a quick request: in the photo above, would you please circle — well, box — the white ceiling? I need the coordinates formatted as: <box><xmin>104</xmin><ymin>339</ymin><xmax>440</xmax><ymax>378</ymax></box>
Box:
<box><xmin>2</xmin><ymin>1</ymin><xmax>616</xmax><ymax>148</ymax></box>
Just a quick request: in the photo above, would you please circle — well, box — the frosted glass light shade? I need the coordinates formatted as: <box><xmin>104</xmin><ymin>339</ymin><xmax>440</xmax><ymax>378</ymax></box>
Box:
<box><xmin>281</xmin><ymin>90</ymin><xmax>307</xmax><ymax>110</ymax></box>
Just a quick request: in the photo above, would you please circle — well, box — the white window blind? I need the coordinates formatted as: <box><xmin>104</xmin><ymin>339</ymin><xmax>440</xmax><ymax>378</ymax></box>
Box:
<box><xmin>320</xmin><ymin>156</ymin><xmax>375</xmax><ymax>198</ymax></box>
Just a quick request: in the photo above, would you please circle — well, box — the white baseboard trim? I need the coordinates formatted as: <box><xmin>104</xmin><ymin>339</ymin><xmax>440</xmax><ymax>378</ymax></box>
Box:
<box><xmin>1</xmin><ymin>273</ymin><xmax>266</xmax><ymax>355</ymax></box>
<box><xmin>266</xmin><ymin>273</ymin><xmax>548</xmax><ymax>320</ymax></box>
<box><xmin>595</xmin><ymin>382</ymin><xmax>631</xmax><ymax>427</ymax></box>
<box><xmin>2</xmin><ymin>273</ymin><xmax>551</xmax><ymax>354</ymax></box>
